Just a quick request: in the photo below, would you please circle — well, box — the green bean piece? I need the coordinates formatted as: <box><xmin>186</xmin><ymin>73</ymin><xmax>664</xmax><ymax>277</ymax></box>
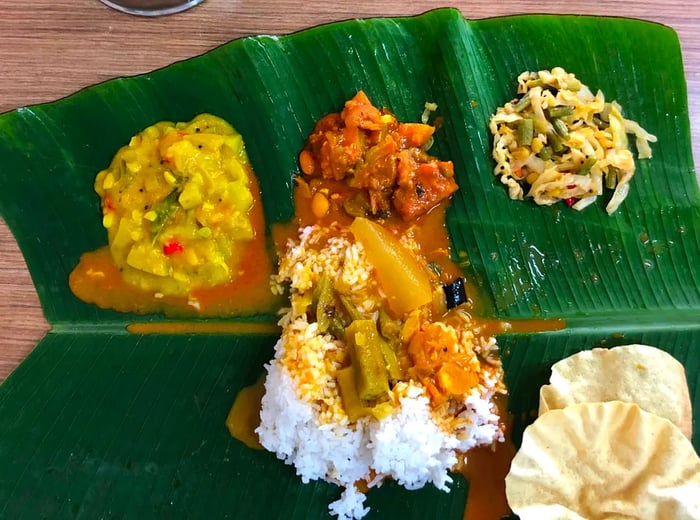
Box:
<box><xmin>377</xmin><ymin>309</ymin><xmax>403</xmax><ymax>380</ymax></box>
<box><xmin>513</xmin><ymin>95</ymin><xmax>531</xmax><ymax>113</ymax></box>
<box><xmin>593</xmin><ymin>115</ymin><xmax>608</xmax><ymax>128</ymax></box>
<box><xmin>605</xmin><ymin>166</ymin><xmax>620</xmax><ymax>189</ymax></box>
<box><xmin>517</xmin><ymin>118</ymin><xmax>534</xmax><ymax>146</ymax></box>
<box><xmin>552</xmin><ymin>118</ymin><xmax>569</xmax><ymax>138</ymax></box>
<box><xmin>547</xmin><ymin>131</ymin><xmax>566</xmax><ymax>154</ymax></box>
<box><xmin>538</xmin><ymin>146</ymin><xmax>553</xmax><ymax>160</ymax></box>
<box><xmin>313</xmin><ymin>274</ymin><xmax>335</xmax><ymax>333</ymax></box>
<box><xmin>151</xmin><ymin>189</ymin><xmax>181</xmax><ymax>239</ymax></box>
<box><xmin>328</xmin><ymin>315</ymin><xmax>346</xmax><ymax>340</ymax></box>
<box><xmin>336</xmin><ymin>366</ymin><xmax>366</xmax><ymax>422</ymax></box>
<box><xmin>378</xmin><ymin>307</ymin><xmax>401</xmax><ymax>341</ymax></box>
<box><xmin>578</xmin><ymin>157</ymin><xmax>597</xmax><ymax>176</ymax></box>
<box><xmin>377</xmin><ymin>336</ymin><xmax>403</xmax><ymax>381</ymax></box>
<box><xmin>338</xmin><ymin>294</ymin><xmax>363</xmax><ymax>321</ymax></box>
<box><xmin>346</xmin><ymin>320</ymin><xmax>390</xmax><ymax>401</ymax></box>
<box><xmin>548</xmin><ymin>105</ymin><xmax>574</xmax><ymax>118</ymax></box>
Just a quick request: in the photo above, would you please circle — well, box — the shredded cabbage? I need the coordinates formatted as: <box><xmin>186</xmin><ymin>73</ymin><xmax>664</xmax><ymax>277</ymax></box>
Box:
<box><xmin>489</xmin><ymin>67</ymin><xmax>657</xmax><ymax>214</ymax></box>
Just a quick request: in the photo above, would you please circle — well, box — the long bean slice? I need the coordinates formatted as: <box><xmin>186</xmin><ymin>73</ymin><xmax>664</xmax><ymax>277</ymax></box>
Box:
<box><xmin>538</xmin><ymin>145</ymin><xmax>553</xmax><ymax>160</ymax></box>
<box><xmin>548</xmin><ymin>105</ymin><xmax>574</xmax><ymax>118</ymax></box>
<box><xmin>313</xmin><ymin>274</ymin><xmax>335</xmax><ymax>333</ymax></box>
<box><xmin>517</xmin><ymin>118</ymin><xmax>534</xmax><ymax>146</ymax></box>
<box><xmin>547</xmin><ymin>131</ymin><xmax>566</xmax><ymax>154</ymax></box>
<box><xmin>552</xmin><ymin>118</ymin><xmax>569</xmax><ymax>138</ymax></box>
<box><xmin>513</xmin><ymin>95</ymin><xmax>531</xmax><ymax>113</ymax></box>
<box><xmin>605</xmin><ymin>166</ymin><xmax>619</xmax><ymax>189</ymax></box>
<box><xmin>339</xmin><ymin>294</ymin><xmax>363</xmax><ymax>321</ymax></box>
<box><xmin>346</xmin><ymin>319</ymin><xmax>390</xmax><ymax>401</ymax></box>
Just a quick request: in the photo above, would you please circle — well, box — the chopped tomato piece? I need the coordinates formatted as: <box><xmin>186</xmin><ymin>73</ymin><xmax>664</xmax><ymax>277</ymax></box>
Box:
<box><xmin>393</xmin><ymin>160</ymin><xmax>458</xmax><ymax>221</ymax></box>
<box><xmin>398</xmin><ymin>123</ymin><xmax>435</xmax><ymax>148</ymax></box>
<box><xmin>163</xmin><ymin>240</ymin><xmax>184</xmax><ymax>255</ymax></box>
<box><xmin>104</xmin><ymin>194</ymin><xmax>115</xmax><ymax>211</ymax></box>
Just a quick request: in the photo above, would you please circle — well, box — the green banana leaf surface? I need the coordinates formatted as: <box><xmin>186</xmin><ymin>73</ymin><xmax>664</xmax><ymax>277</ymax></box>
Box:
<box><xmin>0</xmin><ymin>8</ymin><xmax>698</xmax><ymax>519</ymax></box>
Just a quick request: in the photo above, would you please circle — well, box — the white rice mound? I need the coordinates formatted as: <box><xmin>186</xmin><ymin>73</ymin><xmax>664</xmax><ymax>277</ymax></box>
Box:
<box><xmin>257</xmin><ymin>224</ymin><xmax>505</xmax><ymax>519</ymax></box>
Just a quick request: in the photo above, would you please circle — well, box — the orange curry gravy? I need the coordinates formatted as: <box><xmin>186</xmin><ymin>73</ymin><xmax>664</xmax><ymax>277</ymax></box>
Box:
<box><xmin>69</xmin><ymin>174</ymin><xmax>282</xmax><ymax>318</ymax></box>
<box><xmin>458</xmin><ymin>394</ymin><xmax>518</xmax><ymax>520</ymax></box>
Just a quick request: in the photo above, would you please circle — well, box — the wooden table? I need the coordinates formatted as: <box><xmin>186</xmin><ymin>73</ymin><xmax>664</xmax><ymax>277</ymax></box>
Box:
<box><xmin>1</xmin><ymin>0</ymin><xmax>698</xmax><ymax>382</ymax></box>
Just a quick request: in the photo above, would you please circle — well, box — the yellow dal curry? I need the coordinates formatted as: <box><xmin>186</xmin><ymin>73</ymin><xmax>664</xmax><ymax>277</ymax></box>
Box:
<box><xmin>70</xmin><ymin>114</ymin><xmax>280</xmax><ymax>316</ymax></box>
<box><xmin>96</xmin><ymin>113</ymin><xmax>254</xmax><ymax>297</ymax></box>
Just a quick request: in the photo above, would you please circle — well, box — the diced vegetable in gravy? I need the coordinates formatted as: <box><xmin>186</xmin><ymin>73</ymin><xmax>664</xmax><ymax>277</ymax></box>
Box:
<box><xmin>298</xmin><ymin>91</ymin><xmax>458</xmax><ymax>221</ymax></box>
<box><xmin>70</xmin><ymin>114</ymin><xmax>280</xmax><ymax>316</ymax></box>
<box><xmin>94</xmin><ymin>113</ymin><xmax>254</xmax><ymax>297</ymax></box>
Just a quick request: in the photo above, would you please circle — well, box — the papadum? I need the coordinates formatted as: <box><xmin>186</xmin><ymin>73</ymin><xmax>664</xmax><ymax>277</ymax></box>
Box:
<box><xmin>506</xmin><ymin>401</ymin><xmax>700</xmax><ymax>520</ymax></box>
<box><xmin>538</xmin><ymin>344</ymin><xmax>692</xmax><ymax>438</ymax></box>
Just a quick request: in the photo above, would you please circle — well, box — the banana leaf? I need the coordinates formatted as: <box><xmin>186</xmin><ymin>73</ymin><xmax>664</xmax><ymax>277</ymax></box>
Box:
<box><xmin>0</xmin><ymin>8</ymin><xmax>698</xmax><ymax>519</ymax></box>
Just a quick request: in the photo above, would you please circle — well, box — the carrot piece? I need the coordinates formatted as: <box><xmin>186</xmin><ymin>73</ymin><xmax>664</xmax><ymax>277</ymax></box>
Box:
<box><xmin>342</xmin><ymin>91</ymin><xmax>383</xmax><ymax>131</ymax></box>
<box><xmin>398</xmin><ymin>123</ymin><xmax>435</xmax><ymax>147</ymax></box>
<box><xmin>437</xmin><ymin>362</ymin><xmax>478</xmax><ymax>395</ymax></box>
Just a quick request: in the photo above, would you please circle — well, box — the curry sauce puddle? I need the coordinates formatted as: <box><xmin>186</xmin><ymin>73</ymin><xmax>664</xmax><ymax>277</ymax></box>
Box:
<box><xmin>126</xmin><ymin>321</ymin><xmax>280</xmax><ymax>335</ymax></box>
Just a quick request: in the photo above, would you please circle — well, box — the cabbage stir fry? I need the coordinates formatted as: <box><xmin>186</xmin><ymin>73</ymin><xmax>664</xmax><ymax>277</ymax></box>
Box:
<box><xmin>489</xmin><ymin>67</ymin><xmax>657</xmax><ymax>214</ymax></box>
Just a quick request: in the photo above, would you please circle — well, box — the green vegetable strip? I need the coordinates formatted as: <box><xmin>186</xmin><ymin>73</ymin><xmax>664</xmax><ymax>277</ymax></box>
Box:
<box><xmin>547</xmin><ymin>131</ymin><xmax>566</xmax><ymax>153</ymax></box>
<box><xmin>518</xmin><ymin>118</ymin><xmax>534</xmax><ymax>146</ymax></box>
<box><xmin>376</xmin><ymin>336</ymin><xmax>403</xmax><ymax>381</ymax></box>
<box><xmin>313</xmin><ymin>274</ymin><xmax>334</xmax><ymax>333</ymax></box>
<box><xmin>552</xmin><ymin>118</ymin><xmax>569</xmax><ymax>138</ymax></box>
<box><xmin>339</xmin><ymin>294</ymin><xmax>363</xmax><ymax>321</ymax></box>
<box><xmin>606</xmin><ymin>166</ymin><xmax>620</xmax><ymax>189</ymax></box>
<box><xmin>548</xmin><ymin>106</ymin><xmax>574</xmax><ymax>118</ymax></box>
<box><xmin>150</xmin><ymin>189</ymin><xmax>180</xmax><ymax>238</ymax></box>
<box><xmin>538</xmin><ymin>146</ymin><xmax>553</xmax><ymax>160</ymax></box>
<box><xmin>513</xmin><ymin>95</ymin><xmax>531</xmax><ymax>113</ymax></box>
<box><xmin>346</xmin><ymin>320</ymin><xmax>390</xmax><ymax>401</ymax></box>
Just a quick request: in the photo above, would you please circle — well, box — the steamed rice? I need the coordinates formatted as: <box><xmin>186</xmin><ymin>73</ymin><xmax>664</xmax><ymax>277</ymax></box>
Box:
<box><xmin>257</xmin><ymin>224</ymin><xmax>505</xmax><ymax>518</ymax></box>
